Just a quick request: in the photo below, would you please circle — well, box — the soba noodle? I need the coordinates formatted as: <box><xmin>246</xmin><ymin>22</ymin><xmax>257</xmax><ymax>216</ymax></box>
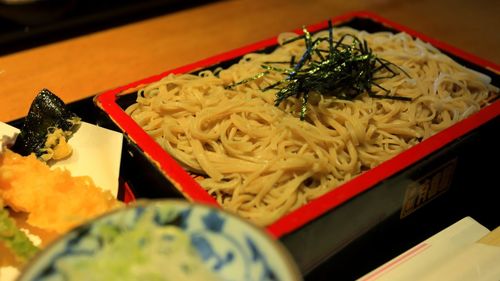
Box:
<box><xmin>126</xmin><ymin>27</ymin><xmax>497</xmax><ymax>226</ymax></box>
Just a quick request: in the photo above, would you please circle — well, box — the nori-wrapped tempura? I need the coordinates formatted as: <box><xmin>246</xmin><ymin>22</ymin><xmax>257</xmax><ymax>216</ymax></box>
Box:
<box><xmin>10</xmin><ymin>89</ymin><xmax>80</xmax><ymax>161</ymax></box>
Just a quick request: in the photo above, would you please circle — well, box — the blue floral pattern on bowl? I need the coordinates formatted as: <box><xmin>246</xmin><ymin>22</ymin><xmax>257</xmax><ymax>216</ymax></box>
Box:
<box><xmin>19</xmin><ymin>200</ymin><xmax>301</xmax><ymax>281</ymax></box>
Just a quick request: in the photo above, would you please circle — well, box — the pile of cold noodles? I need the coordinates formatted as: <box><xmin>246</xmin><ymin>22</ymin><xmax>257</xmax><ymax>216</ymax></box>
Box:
<box><xmin>126</xmin><ymin>27</ymin><xmax>497</xmax><ymax>226</ymax></box>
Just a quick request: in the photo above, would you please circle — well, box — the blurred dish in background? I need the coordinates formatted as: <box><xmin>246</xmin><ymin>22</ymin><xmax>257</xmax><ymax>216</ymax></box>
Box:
<box><xmin>19</xmin><ymin>200</ymin><xmax>302</xmax><ymax>281</ymax></box>
<box><xmin>0</xmin><ymin>0</ymin><xmax>218</xmax><ymax>55</ymax></box>
<box><xmin>0</xmin><ymin>0</ymin><xmax>77</xmax><ymax>26</ymax></box>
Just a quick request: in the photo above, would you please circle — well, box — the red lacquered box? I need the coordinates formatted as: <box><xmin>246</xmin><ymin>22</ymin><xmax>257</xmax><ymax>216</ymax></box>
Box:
<box><xmin>95</xmin><ymin>11</ymin><xmax>499</xmax><ymax>274</ymax></box>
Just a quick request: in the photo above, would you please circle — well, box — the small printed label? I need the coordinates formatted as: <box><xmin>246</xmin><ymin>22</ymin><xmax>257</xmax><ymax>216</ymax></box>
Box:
<box><xmin>400</xmin><ymin>158</ymin><xmax>458</xmax><ymax>218</ymax></box>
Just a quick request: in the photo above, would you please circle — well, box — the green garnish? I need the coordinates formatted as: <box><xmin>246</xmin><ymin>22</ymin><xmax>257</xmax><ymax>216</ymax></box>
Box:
<box><xmin>0</xmin><ymin>202</ymin><xmax>39</xmax><ymax>262</ymax></box>
<box><xmin>228</xmin><ymin>20</ymin><xmax>411</xmax><ymax>120</ymax></box>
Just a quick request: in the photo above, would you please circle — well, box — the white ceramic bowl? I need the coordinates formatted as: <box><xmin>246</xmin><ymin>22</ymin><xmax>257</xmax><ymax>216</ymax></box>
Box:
<box><xmin>19</xmin><ymin>200</ymin><xmax>302</xmax><ymax>281</ymax></box>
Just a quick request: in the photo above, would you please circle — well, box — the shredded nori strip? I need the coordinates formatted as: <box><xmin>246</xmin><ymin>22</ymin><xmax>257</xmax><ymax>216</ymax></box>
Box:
<box><xmin>10</xmin><ymin>89</ymin><xmax>80</xmax><ymax>160</ymax></box>
<box><xmin>227</xmin><ymin>20</ymin><xmax>411</xmax><ymax>120</ymax></box>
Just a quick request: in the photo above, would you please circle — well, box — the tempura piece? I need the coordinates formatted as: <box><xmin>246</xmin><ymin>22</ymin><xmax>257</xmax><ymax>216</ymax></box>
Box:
<box><xmin>10</xmin><ymin>89</ymin><xmax>81</xmax><ymax>162</ymax></box>
<box><xmin>0</xmin><ymin>150</ymin><xmax>121</xmax><ymax>233</ymax></box>
<box><xmin>0</xmin><ymin>199</ymin><xmax>38</xmax><ymax>262</ymax></box>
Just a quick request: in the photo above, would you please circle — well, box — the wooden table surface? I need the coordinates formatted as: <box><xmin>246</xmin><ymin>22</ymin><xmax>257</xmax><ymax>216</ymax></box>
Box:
<box><xmin>0</xmin><ymin>0</ymin><xmax>499</xmax><ymax>122</ymax></box>
<box><xmin>1</xmin><ymin>0</ymin><xmax>499</xmax><ymax>278</ymax></box>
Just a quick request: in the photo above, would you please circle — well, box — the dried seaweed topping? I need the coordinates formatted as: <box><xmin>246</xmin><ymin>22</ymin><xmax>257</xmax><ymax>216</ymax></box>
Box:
<box><xmin>228</xmin><ymin>20</ymin><xmax>411</xmax><ymax>120</ymax></box>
